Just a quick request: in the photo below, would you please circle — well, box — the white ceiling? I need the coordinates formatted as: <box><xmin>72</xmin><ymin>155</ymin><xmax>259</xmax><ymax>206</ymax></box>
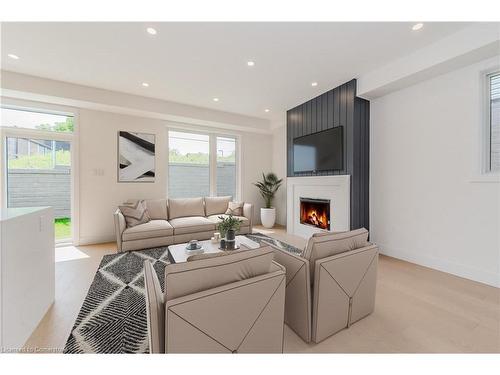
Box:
<box><xmin>1</xmin><ymin>22</ymin><xmax>471</xmax><ymax>124</ymax></box>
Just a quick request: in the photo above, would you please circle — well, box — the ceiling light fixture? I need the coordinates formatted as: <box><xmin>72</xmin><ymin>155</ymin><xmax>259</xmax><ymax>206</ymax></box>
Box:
<box><xmin>146</xmin><ymin>27</ymin><xmax>157</xmax><ymax>35</ymax></box>
<box><xmin>142</xmin><ymin>82</ymin><xmax>149</xmax><ymax>87</ymax></box>
<box><xmin>264</xmin><ymin>109</ymin><xmax>270</xmax><ymax>113</ymax></box>
<box><xmin>412</xmin><ymin>23</ymin><xmax>424</xmax><ymax>31</ymax></box>
<box><xmin>213</xmin><ymin>97</ymin><xmax>220</xmax><ymax>102</ymax></box>
<box><xmin>311</xmin><ymin>82</ymin><xmax>318</xmax><ymax>87</ymax></box>
<box><xmin>7</xmin><ymin>53</ymin><xmax>19</xmax><ymax>60</ymax></box>
<box><xmin>247</xmin><ymin>61</ymin><xmax>255</xmax><ymax>67</ymax></box>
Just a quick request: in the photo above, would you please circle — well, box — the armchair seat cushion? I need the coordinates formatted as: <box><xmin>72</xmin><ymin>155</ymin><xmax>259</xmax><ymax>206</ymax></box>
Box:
<box><xmin>207</xmin><ymin>214</ymin><xmax>250</xmax><ymax>227</ymax></box>
<box><xmin>169</xmin><ymin>216</ymin><xmax>216</xmax><ymax>235</ymax></box>
<box><xmin>122</xmin><ymin>220</ymin><xmax>173</xmax><ymax>241</ymax></box>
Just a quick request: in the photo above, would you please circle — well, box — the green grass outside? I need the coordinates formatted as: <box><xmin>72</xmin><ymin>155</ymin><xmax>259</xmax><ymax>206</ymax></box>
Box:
<box><xmin>55</xmin><ymin>217</ymin><xmax>71</xmax><ymax>240</ymax></box>
<box><xmin>8</xmin><ymin>149</ymin><xmax>71</xmax><ymax>169</ymax></box>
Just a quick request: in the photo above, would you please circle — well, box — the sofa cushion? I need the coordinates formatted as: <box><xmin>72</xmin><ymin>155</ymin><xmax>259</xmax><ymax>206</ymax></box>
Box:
<box><xmin>225</xmin><ymin>201</ymin><xmax>244</xmax><ymax>216</ymax></box>
<box><xmin>119</xmin><ymin>200</ymin><xmax>151</xmax><ymax>228</ymax></box>
<box><xmin>122</xmin><ymin>220</ymin><xmax>173</xmax><ymax>241</ymax></box>
<box><xmin>204</xmin><ymin>196</ymin><xmax>231</xmax><ymax>216</ymax></box>
<box><xmin>168</xmin><ymin>197</ymin><xmax>205</xmax><ymax>219</ymax></box>
<box><xmin>169</xmin><ymin>216</ymin><xmax>216</xmax><ymax>235</ymax></box>
<box><xmin>302</xmin><ymin>228</ymin><xmax>369</xmax><ymax>281</ymax></box>
<box><xmin>144</xmin><ymin>199</ymin><xmax>168</xmax><ymax>220</ymax></box>
<box><xmin>207</xmin><ymin>214</ymin><xmax>249</xmax><ymax>227</ymax></box>
<box><xmin>165</xmin><ymin>246</ymin><xmax>274</xmax><ymax>301</ymax></box>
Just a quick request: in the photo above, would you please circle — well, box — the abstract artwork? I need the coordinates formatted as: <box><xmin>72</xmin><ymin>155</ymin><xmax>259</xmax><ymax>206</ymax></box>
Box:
<box><xmin>118</xmin><ymin>131</ymin><xmax>155</xmax><ymax>182</ymax></box>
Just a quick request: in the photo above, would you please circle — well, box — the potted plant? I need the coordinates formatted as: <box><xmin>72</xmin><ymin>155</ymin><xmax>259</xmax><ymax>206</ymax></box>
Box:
<box><xmin>254</xmin><ymin>172</ymin><xmax>283</xmax><ymax>228</ymax></box>
<box><xmin>217</xmin><ymin>215</ymin><xmax>242</xmax><ymax>241</ymax></box>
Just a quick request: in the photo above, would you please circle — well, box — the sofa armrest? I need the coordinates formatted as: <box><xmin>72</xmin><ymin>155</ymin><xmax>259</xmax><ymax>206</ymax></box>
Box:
<box><xmin>243</xmin><ymin>203</ymin><xmax>254</xmax><ymax>231</ymax></box>
<box><xmin>114</xmin><ymin>209</ymin><xmax>127</xmax><ymax>252</ymax></box>
<box><xmin>270</xmin><ymin>246</ymin><xmax>312</xmax><ymax>343</ymax></box>
<box><xmin>312</xmin><ymin>244</ymin><xmax>378</xmax><ymax>343</ymax></box>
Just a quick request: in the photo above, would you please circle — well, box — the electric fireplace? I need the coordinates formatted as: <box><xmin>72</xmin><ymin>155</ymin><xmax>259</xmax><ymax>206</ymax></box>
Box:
<box><xmin>299</xmin><ymin>197</ymin><xmax>330</xmax><ymax>230</ymax></box>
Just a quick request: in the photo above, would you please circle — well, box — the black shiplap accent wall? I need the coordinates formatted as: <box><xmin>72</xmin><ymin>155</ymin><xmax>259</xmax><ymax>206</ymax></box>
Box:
<box><xmin>286</xmin><ymin>79</ymin><xmax>370</xmax><ymax>230</ymax></box>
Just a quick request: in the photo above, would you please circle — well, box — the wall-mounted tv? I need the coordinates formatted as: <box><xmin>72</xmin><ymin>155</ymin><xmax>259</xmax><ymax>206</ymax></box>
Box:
<box><xmin>293</xmin><ymin>126</ymin><xmax>343</xmax><ymax>173</ymax></box>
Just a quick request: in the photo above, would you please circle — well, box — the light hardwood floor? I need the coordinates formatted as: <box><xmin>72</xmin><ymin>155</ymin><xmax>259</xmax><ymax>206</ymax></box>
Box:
<box><xmin>23</xmin><ymin>226</ymin><xmax>500</xmax><ymax>353</ymax></box>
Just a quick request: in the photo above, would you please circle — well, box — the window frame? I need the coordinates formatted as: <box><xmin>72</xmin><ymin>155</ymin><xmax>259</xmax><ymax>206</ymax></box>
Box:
<box><xmin>167</xmin><ymin>126</ymin><xmax>241</xmax><ymax>200</ymax></box>
<box><xmin>0</xmin><ymin>98</ymin><xmax>80</xmax><ymax>245</ymax></box>
<box><xmin>482</xmin><ymin>69</ymin><xmax>500</xmax><ymax>176</ymax></box>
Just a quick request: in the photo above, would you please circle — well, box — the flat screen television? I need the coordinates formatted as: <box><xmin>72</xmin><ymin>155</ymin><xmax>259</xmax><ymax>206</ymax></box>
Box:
<box><xmin>293</xmin><ymin>126</ymin><xmax>343</xmax><ymax>173</ymax></box>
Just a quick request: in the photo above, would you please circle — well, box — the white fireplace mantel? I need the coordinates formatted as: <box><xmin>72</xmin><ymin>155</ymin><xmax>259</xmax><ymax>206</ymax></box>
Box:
<box><xmin>286</xmin><ymin>175</ymin><xmax>350</xmax><ymax>238</ymax></box>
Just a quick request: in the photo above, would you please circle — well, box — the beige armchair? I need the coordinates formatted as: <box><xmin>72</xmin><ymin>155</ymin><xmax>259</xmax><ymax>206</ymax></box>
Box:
<box><xmin>271</xmin><ymin>228</ymin><xmax>378</xmax><ymax>343</ymax></box>
<box><xmin>144</xmin><ymin>246</ymin><xmax>286</xmax><ymax>353</ymax></box>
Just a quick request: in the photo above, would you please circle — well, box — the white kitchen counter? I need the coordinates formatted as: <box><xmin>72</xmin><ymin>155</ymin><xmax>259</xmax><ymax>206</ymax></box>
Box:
<box><xmin>0</xmin><ymin>206</ymin><xmax>52</xmax><ymax>221</ymax></box>
<box><xmin>0</xmin><ymin>206</ymin><xmax>55</xmax><ymax>352</ymax></box>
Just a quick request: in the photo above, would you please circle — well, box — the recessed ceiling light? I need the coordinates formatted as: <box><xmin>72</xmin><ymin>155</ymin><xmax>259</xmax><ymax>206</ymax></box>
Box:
<box><xmin>247</xmin><ymin>61</ymin><xmax>255</xmax><ymax>67</ymax></box>
<box><xmin>412</xmin><ymin>23</ymin><xmax>424</xmax><ymax>31</ymax></box>
<box><xmin>146</xmin><ymin>27</ymin><xmax>157</xmax><ymax>35</ymax></box>
<box><xmin>142</xmin><ymin>82</ymin><xmax>149</xmax><ymax>87</ymax></box>
<box><xmin>213</xmin><ymin>97</ymin><xmax>219</xmax><ymax>102</ymax></box>
<box><xmin>264</xmin><ymin>109</ymin><xmax>270</xmax><ymax>113</ymax></box>
<box><xmin>311</xmin><ymin>82</ymin><xmax>318</xmax><ymax>87</ymax></box>
<box><xmin>7</xmin><ymin>53</ymin><xmax>19</xmax><ymax>60</ymax></box>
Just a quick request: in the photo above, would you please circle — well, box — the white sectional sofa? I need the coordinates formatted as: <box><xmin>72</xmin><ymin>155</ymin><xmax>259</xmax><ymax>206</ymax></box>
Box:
<box><xmin>114</xmin><ymin>196</ymin><xmax>253</xmax><ymax>252</ymax></box>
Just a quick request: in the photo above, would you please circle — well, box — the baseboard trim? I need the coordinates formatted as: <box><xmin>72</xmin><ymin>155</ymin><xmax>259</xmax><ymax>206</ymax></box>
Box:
<box><xmin>78</xmin><ymin>235</ymin><xmax>116</xmax><ymax>246</ymax></box>
<box><xmin>378</xmin><ymin>243</ymin><xmax>500</xmax><ymax>288</ymax></box>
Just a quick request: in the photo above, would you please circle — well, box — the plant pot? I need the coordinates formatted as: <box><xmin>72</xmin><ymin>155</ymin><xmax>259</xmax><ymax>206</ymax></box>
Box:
<box><xmin>260</xmin><ymin>207</ymin><xmax>276</xmax><ymax>228</ymax></box>
<box><xmin>226</xmin><ymin>229</ymin><xmax>236</xmax><ymax>241</ymax></box>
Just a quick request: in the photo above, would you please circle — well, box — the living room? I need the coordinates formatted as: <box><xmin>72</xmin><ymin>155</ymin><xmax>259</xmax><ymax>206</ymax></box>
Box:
<box><xmin>0</xmin><ymin>1</ymin><xmax>499</xmax><ymax>373</ymax></box>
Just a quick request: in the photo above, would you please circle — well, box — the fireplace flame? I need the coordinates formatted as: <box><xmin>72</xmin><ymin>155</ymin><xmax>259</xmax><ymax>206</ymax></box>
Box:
<box><xmin>300</xmin><ymin>201</ymin><xmax>330</xmax><ymax>230</ymax></box>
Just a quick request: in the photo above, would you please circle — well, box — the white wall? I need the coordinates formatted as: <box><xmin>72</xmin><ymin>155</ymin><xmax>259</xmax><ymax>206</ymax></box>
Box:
<box><xmin>78</xmin><ymin>109</ymin><xmax>273</xmax><ymax>244</ymax></box>
<box><xmin>370</xmin><ymin>56</ymin><xmax>500</xmax><ymax>287</ymax></box>
<box><xmin>271</xmin><ymin>125</ymin><xmax>287</xmax><ymax>225</ymax></box>
<box><xmin>0</xmin><ymin>73</ymin><xmax>274</xmax><ymax>245</ymax></box>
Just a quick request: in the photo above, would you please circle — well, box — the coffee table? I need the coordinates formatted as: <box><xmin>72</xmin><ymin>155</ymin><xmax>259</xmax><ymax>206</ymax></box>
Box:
<box><xmin>167</xmin><ymin>235</ymin><xmax>260</xmax><ymax>263</ymax></box>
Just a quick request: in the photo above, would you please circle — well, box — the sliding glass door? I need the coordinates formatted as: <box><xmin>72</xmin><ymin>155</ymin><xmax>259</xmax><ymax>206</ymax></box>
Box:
<box><xmin>1</xmin><ymin>106</ymin><xmax>75</xmax><ymax>243</ymax></box>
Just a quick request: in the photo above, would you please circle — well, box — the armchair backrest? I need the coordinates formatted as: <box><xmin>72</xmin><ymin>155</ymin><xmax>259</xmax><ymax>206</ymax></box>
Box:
<box><xmin>302</xmin><ymin>228</ymin><xmax>369</xmax><ymax>282</ymax></box>
<box><xmin>164</xmin><ymin>246</ymin><xmax>274</xmax><ymax>301</ymax></box>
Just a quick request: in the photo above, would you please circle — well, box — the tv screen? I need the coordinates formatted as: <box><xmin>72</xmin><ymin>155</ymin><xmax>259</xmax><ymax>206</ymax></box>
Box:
<box><xmin>293</xmin><ymin>126</ymin><xmax>343</xmax><ymax>173</ymax></box>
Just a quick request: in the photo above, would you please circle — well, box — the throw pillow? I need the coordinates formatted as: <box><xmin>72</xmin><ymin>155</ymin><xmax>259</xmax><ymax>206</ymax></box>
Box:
<box><xmin>119</xmin><ymin>199</ymin><xmax>151</xmax><ymax>228</ymax></box>
<box><xmin>225</xmin><ymin>201</ymin><xmax>244</xmax><ymax>216</ymax></box>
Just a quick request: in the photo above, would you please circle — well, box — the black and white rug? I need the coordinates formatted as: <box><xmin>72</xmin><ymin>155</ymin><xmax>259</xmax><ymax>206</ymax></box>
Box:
<box><xmin>63</xmin><ymin>233</ymin><xmax>301</xmax><ymax>354</ymax></box>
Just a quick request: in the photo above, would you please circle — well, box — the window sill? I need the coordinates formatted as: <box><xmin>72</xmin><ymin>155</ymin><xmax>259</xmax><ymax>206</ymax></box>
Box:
<box><xmin>469</xmin><ymin>174</ymin><xmax>500</xmax><ymax>183</ymax></box>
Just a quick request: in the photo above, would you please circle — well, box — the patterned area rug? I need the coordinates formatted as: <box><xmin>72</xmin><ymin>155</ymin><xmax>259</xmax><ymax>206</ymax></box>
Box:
<box><xmin>63</xmin><ymin>233</ymin><xmax>301</xmax><ymax>354</ymax></box>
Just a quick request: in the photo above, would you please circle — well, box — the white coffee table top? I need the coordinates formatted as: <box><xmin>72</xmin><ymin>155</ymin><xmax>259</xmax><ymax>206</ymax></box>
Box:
<box><xmin>168</xmin><ymin>235</ymin><xmax>260</xmax><ymax>263</ymax></box>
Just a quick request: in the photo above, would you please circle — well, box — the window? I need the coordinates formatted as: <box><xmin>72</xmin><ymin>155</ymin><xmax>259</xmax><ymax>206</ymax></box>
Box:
<box><xmin>1</xmin><ymin>107</ymin><xmax>74</xmax><ymax>132</ymax></box>
<box><xmin>168</xmin><ymin>131</ymin><xmax>210</xmax><ymax>198</ymax></box>
<box><xmin>216</xmin><ymin>136</ymin><xmax>236</xmax><ymax>198</ymax></box>
<box><xmin>488</xmin><ymin>72</ymin><xmax>500</xmax><ymax>172</ymax></box>
<box><xmin>2</xmin><ymin>107</ymin><xmax>74</xmax><ymax>242</ymax></box>
<box><xmin>168</xmin><ymin>130</ymin><xmax>238</xmax><ymax>199</ymax></box>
